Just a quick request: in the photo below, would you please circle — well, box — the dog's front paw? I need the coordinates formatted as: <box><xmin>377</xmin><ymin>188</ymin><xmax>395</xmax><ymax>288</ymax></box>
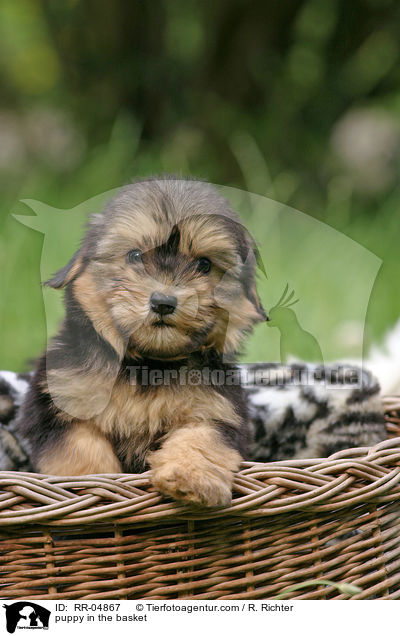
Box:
<box><xmin>150</xmin><ymin>460</ymin><xmax>233</xmax><ymax>507</ymax></box>
<box><xmin>148</xmin><ymin>423</ymin><xmax>242</xmax><ymax>507</ymax></box>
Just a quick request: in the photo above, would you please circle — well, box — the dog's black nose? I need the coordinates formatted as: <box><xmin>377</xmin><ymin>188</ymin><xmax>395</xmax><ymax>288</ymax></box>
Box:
<box><xmin>150</xmin><ymin>291</ymin><xmax>177</xmax><ymax>315</ymax></box>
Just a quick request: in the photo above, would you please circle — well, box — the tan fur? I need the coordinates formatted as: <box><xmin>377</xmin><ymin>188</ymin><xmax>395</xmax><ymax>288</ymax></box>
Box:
<box><xmin>95</xmin><ymin>382</ymin><xmax>241</xmax><ymax>463</ymax></box>
<box><xmin>73</xmin><ymin>270</ymin><xmax>126</xmax><ymax>358</ymax></box>
<box><xmin>38</xmin><ymin>422</ymin><xmax>122</xmax><ymax>475</ymax></box>
<box><xmin>208</xmin><ymin>286</ymin><xmax>260</xmax><ymax>355</ymax></box>
<box><xmin>179</xmin><ymin>216</ymin><xmax>239</xmax><ymax>269</ymax></box>
<box><xmin>148</xmin><ymin>423</ymin><xmax>241</xmax><ymax>506</ymax></box>
<box><xmin>45</xmin><ymin>367</ymin><xmax>116</xmax><ymax>420</ymax></box>
<box><xmin>96</xmin><ymin>209</ymin><xmax>162</xmax><ymax>260</ymax></box>
<box><xmin>45</xmin><ymin>358</ymin><xmax>240</xmax><ymax>450</ymax></box>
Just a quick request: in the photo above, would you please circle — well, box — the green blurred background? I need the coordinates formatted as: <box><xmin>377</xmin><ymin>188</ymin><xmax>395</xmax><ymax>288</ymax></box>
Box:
<box><xmin>1</xmin><ymin>0</ymin><xmax>400</xmax><ymax>371</ymax></box>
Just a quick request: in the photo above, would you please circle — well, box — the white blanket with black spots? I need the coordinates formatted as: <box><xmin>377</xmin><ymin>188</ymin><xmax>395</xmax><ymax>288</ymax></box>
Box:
<box><xmin>0</xmin><ymin>363</ymin><xmax>387</xmax><ymax>472</ymax></box>
<box><xmin>241</xmin><ymin>363</ymin><xmax>386</xmax><ymax>461</ymax></box>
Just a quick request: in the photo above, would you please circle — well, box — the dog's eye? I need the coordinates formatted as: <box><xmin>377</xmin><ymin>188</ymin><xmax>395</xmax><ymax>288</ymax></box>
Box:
<box><xmin>126</xmin><ymin>249</ymin><xmax>142</xmax><ymax>265</ymax></box>
<box><xmin>196</xmin><ymin>257</ymin><xmax>212</xmax><ymax>274</ymax></box>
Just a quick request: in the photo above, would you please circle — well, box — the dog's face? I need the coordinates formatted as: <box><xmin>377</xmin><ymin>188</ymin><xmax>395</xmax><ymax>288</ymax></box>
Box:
<box><xmin>47</xmin><ymin>179</ymin><xmax>266</xmax><ymax>360</ymax></box>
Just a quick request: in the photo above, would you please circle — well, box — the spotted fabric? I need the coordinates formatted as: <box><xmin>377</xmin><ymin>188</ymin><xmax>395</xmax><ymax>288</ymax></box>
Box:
<box><xmin>241</xmin><ymin>363</ymin><xmax>386</xmax><ymax>461</ymax></box>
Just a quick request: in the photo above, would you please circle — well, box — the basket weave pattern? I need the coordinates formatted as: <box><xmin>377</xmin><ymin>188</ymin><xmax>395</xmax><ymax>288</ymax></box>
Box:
<box><xmin>1</xmin><ymin>397</ymin><xmax>400</xmax><ymax>600</ymax></box>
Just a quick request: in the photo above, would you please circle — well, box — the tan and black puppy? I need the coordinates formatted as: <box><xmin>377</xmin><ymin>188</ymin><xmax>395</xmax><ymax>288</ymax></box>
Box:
<box><xmin>17</xmin><ymin>178</ymin><xmax>266</xmax><ymax>506</ymax></box>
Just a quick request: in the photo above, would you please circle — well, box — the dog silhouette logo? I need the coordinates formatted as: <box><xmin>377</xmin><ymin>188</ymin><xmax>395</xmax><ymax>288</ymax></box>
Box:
<box><xmin>3</xmin><ymin>602</ymin><xmax>50</xmax><ymax>633</ymax></box>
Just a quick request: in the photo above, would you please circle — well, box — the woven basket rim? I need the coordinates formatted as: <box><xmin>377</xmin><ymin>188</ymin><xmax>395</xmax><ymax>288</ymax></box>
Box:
<box><xmin>0</xmin><ymin>440</ymin><xmax>399</xmax><ymax>526</ymax></box>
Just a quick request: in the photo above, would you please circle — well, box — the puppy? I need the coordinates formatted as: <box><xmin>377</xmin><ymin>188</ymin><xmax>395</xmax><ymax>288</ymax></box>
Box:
<box><xmin>17</xmin><ymin>178</ymin><xmax>266</xmax><ymax>507</ymax></box>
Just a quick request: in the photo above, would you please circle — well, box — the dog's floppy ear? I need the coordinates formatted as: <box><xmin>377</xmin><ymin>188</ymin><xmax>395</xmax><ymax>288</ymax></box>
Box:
<box><xmin>248</xmin><ymin>277</ymin><xmax>268</xmax><ymax>322</ymax></box>
<box><xmin>45</xmin><ymin>248</ymin><xmax>86</xmax><ymax>289</ymax></box>
<box><xmin>242</xmin><ymin>239</ymin><xmax>268</xmax><ymax>322</ymax></box>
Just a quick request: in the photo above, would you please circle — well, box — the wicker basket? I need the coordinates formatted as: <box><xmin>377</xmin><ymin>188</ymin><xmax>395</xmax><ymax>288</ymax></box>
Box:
<box><xmin>0</xmin><ymin>396</ymin><xmax>399</xmax><ymax>601</ymax></box>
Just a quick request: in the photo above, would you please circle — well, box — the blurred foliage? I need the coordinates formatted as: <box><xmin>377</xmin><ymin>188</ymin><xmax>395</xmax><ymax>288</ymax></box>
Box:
<box><xmin>1</xmin><ymin>0</ymin><xmax>400</xmax><ymax>369</ymax></box>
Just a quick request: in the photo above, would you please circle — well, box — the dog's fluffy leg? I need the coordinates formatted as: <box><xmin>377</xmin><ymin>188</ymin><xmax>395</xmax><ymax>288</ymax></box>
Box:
<box><xmin>37</xmin><ymin>422</ymin><xmax>122</xmax><ymax>475</ymax></box>
<box><xmin>148</xmin><ymin>423</ymin><xmax>241</xmax><ymax>507</ymax></box>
